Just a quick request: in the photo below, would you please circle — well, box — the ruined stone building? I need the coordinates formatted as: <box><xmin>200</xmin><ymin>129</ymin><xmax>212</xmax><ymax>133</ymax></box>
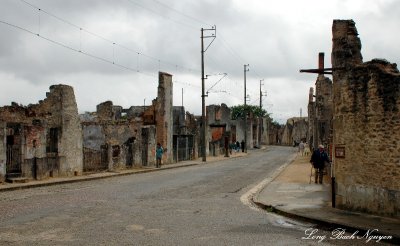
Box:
<box><xmin>81</xmin><ymin>72</ymin><xmax>173</xmax><ymax>170</ymax></box>
<box><xmin>206</xmin><ymin>104</ymin><xmax>232</xmax><ymax>156</ymax></box>
<box><xmin>308</xmin><ymin>72</ymin><xmax>333</xmax><ymax>150</ymax></box>
<box><xmin>264</xmin><ymin>119</ymin><xmax>284</xmax><ymax>145</ymax></box>
<box><xmin>204</xmin><ymin>104</ymin><xmax>270</xmax><ymax>154</ymax></box>
<box><xmin>0</xmin><ymin>85</ymin><xmax>83</xmax><ymax>182</ymax></box>
<box><xmin>81</xmin><ymin>101</ymin><xmax>152</xmax><ymax>171</ymax></box>
<box><xmin>172</xmin><ymin>106</ymin><xmax>198</xmax><ymax>162</ymax></box>
<box><xmin>331</xmin><ymin>20</ymin><xmax>400</xmax><ymax>218</ymax></box>
<box><xmin>258</xmin><ymin>114</ymin><xmax>273</xmax><ymax>146</ymax></box>
<box><xmin>281</xmin><ymin>117</ymin><xmax>308</xmax><ymax>146</ymax></box>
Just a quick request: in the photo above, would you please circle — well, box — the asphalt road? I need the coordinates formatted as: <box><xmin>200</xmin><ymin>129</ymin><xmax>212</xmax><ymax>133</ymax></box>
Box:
<box><xmin>0</xmin><ymin>146</ymin><xmax>366</xmax><ymax>245</ymax></box>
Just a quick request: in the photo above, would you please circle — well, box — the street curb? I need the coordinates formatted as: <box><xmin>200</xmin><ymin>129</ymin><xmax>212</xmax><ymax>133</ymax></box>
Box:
<box><xmin>251</xmin><ymin>200</ymin><xmax>400</xmax><ymax>244</ymax></box>
<box><xmin>251</xmin><ymin>153</ymin><xmax>400</xmax><ymax>244</ymax></box>
<box><xmin>0</xmin><ymin>163</ymin><xmax>199</xmax><ymax>192</ymax></box>
<box><xmin>0</xmin><ymin>153</ymin><xmax>248</xmax><ymax>193</ymax></box>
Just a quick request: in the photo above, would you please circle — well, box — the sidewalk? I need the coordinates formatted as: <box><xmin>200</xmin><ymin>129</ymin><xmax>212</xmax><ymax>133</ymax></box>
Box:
<box><xmin>254</xmin><ymin>153</ymin><xmax>400</xmax><ymax>243</ymax></box>
<box><xmin>0</xmin><ymin>151</ymin><xmax>248</xmax><ymax>192</ymax></box>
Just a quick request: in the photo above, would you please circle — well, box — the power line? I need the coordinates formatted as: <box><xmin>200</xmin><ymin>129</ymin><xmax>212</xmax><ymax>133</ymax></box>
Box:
<box><xmin>126</xmin><ymin>0</ymin><xmax>198</xmax><ymax>30</ymax></box>
<box><xmin>1</xmin><ymin>14</ymin><xmax>237</xmax><ymax>100</ymax></box>
<box><xmin>0</xmin><ymin>19</ymin><xmax>157</xmax><ymax>78</ymax></box>
<box><xmin>152</xmin><ymin>0</ymin><xmax>212</xmax><ymax>27</ymax></box>
<box><xmin>13</xmin><ymin>0</ymin><xmax>265</xmax><ymax>102</ymax></box>
<box><xmin>125</xmin><ymin>0</ymin><xmax>265</xmax><ymax>81</ymax></box>
<box><xmin>19</xmin><ymin>0</ymin><xmax>199</xmax><ymax>74</ymax></box>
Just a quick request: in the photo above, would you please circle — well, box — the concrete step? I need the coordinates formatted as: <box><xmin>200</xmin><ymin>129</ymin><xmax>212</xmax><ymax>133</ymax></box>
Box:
<box><xmin>6</xmin><ymin>172</ymin><xmax>22</xmax><ymax>179</ymax></box>
<box><xmin>6</xmin><ymin>173</ymin><xmax>29</xmax><ymax>183</ymax></box>
<box><xmin>6</xmin><ymin>177</ymin><xmax>30</xmax><ymax>183</ymax></box>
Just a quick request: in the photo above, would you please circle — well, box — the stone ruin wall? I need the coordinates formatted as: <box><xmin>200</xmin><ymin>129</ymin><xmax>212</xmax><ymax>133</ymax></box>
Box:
<box><xmin>0</xmin><ymin>85</ymin><xmax>83</xmax><ymax>181</ymax></box>
<box><xmin>332</xmin><ymin>20</ymin><xmax>400</xmax><ymax>217</ymax></box>
<box><xmin>308</xmin><ymin>72</ymin><xmax>333</xmax><ymax>151</ymax></box>
<box><xmin>281</xmin><ymin>117</ymin><xmax>308</xmax><ymax>146</ymax></box>
<box><xmin>155</xmin><ymin>72</ymin><xmax>173</xmax><ymax>164</ymax></box>
<box><xmin>315</xmin><ymin>75</ymin><xmax>333</xmax><ymax>148</ymax></box>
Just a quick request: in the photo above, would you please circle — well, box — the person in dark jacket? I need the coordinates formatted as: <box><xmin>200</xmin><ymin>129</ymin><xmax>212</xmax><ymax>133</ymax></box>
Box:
<box><xmin>310</xmin><ymin>144</ymin><xmax>330</xmax><ymax>184</ymax></box>
<box><xmin>240</xmin><ymin>140</ymin><xmax>245</xmax><ymax>152</ymax></box>
<box><xmin>236</xmin><ymin>141</ymin><xmax>240</xmax><ymax>152</ymax></box>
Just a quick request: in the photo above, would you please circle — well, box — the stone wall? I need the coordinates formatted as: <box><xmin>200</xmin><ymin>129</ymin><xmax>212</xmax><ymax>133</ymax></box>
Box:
<box><xmin>281</xmin><ymin>117</ymin><xmax>308</xmax><ymax>146</ymax></box>
<box><xmin>156</xmin><ymin>72</ymin><xmax>173</xmax><ymax>164</ymax></box>
<box><xmin>308</xmin><ymin>87</ymin><xmax>316</xmax><ymax>147</ymax></box>
<box><xmin>206</xmin><ymin>104</ymin><xmax>231</xmax><ymax>155</ymax></box>
<box><xmin>0</xmin><ymin>122</ymin><xmax>6</xmax><ymax>181</ymax></box>
<box><xmin>0</xmin><ymin>85</ymin><xmax>83</xmax><ymax>181</ymax></box>
<box><xmin>267</xmin><ymin>121</ymin><xmax>284</xmax><ymax>145</ymax></box>
<box><xmin>332</xmin><ymin>20</ymin><xmax>400</xmax><ymax>218</ymax></box>
<box><xmin>82</xmin><ymin>101</ymin><xmax>151</xmax><ymax>170</ymax></box>
<box><xmin>309</xmin><ymin>75</ymin><xmax>333</xmax><ymax>150</ymax></box>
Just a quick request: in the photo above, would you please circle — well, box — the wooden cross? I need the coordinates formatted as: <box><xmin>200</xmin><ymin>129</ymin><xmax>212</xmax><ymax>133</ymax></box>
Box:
<box><xmin>300</xmin><ymin>52</ymin><xmax>333</xmax><ymax>75</ymax></box>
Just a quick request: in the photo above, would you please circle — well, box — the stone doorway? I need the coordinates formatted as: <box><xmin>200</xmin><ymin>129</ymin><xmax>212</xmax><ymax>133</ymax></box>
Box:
<box><xmin>6</xmin><ymin>124</ymin><xmax>22</xmax><ymax>177</ymax></box>
<box><xmin>141</xmin><ymin>128</ymin><xmax>149</xmax><ymax>166</ymax></box>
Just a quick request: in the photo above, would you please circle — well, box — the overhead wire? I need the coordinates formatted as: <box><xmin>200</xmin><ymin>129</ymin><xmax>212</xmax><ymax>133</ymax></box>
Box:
<box><xmin>19</xmin><ymin>0</ymin><xmax>199</xmax><ymax>74</ymax></box>
<box><xmin>0</xmin><ymin>19</ymin><xmax>156</xmax><ymax>79</ymax></box>
<box><xmin>137</xmin><ymin>0</ymin><xmax>263</xmax><ymax>99</ymax></box>
<box><xmin>126</xmin><ymin>0</ymin><xmax>199</xmax><ymax>30</ymax></box>
<box><xmin>13</xmin><ymin>0</ymin><xmax>264</xmax><ymax>107</ymax></box>
<box><xmin>152</xmin><ymin>0</ymin><xmax>211</xmax><ymax>27</ymax></box>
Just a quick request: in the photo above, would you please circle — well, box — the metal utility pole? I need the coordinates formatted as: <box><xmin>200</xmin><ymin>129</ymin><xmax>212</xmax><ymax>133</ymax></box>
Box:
<box><xmin>244</xmin><ymin>64</ymin><xmax>249</xmax><ymax>153</ymax></box>
<box><xmin>201</xmin><ymin>26</ymin><xmax>216</xmax><ymax>162</ymax></box>
<box><xmin>259</xmin><ymin>79</ymin><xmax>265</xmax><ymax>147</ymax></box>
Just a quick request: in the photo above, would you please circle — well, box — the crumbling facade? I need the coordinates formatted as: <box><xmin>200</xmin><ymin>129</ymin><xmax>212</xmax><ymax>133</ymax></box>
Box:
<box><xmin>0</xmin><ymin>85</ymin><xmax>83</xmax><ymax>182</ymax></box>
<box><xmin>266</xmin><ymin>121</ymin><xmax>283</xmax><ymax>145</ymax></box>
<box><xmin>172</xmin><ymin>106</ymin><xmax>197</xmax><ymax>162</ymax></box>
<box><xmin>81</xmin><ymin>72</ymin><xmax>173</xmax><ymax>169</ymax></box>
<box><xmin>206</xmin><ymin>104</ymin><xmax>232</xmax><ymax>156</ymax></box>
<box><xmin>155</xmin><ymin>72</ymin><xmax>173</xmax><ymax>164</ymax></box>
<box><xmin>281</xmin><ymin>117</ymin><xmax>308</xmax><ymax>146</ymax></box>
<box><xmin>81</xmin><ymin>101</ymin><xmax>153</xmax><ymax>170</ymax></box>
<box><xmin>332</xmin><ymin>20</ymin><xmax>400</xmax><ymax>218</ymax></box>
<box><xmin>308</xmin><ymin>74</ymin><xmax>333</xmax><ymax>150</ymax></box>
<box><xmin>204</xmin><ymin>104</ymin><xmax>269</xmax><ymax>153</ymax></box>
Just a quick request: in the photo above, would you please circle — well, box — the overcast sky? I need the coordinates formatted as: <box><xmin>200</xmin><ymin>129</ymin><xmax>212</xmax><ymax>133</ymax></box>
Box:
<box><xmin>1</xmin><ymin>0</ymin><xmax>399</xmax><ymax>123</ymax></box>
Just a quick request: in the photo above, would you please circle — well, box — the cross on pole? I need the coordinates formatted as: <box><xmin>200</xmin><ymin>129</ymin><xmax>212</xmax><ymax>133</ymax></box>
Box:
<box><xmin>300</xmin><ymin>52</ymin><xmax>333</xmax><ymax>75</ymax></box>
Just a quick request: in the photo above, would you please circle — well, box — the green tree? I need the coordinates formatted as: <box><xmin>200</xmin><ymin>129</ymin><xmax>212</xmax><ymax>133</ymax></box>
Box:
<box><xmin>230</xmin><ymin>104</ymin><xmax>269</xmax><ymax>120</ymax></box>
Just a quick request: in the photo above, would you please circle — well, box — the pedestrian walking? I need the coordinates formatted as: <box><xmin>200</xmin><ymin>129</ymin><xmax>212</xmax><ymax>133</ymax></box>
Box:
<box><xmin>240</xmin><ymin>140</ymin><xmax>245</xmax><ymax>152</ymax></box>
<box><xmin>236</xmin><ymin>141</ymin><xmax>240</xmax><ymax>152</ymax></box>
<box><xmin>304</xmin><ymin>142</ymin><xmax>310</xmax><ymax>156</ymax></box>
<box><xmin>156</xmin><ymin>143</ymin><xmax>164</xmax><ymax>168</ymax></box>
<box><xmin>310</xmin><ymin>144</ymin><xmax>330</xmax><ymax>184</ymax></box>
<box><xmin>299</xmin><ymin>141</ymin><xmax>305</xmax><ymax>156</ymax></box>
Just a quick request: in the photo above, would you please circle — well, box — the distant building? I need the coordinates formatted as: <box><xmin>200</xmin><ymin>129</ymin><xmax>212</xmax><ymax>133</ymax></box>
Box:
<box><xmin>281</xmin><ymin>117</ymin><xmax>308</xmax><ymax>146</ymax></box>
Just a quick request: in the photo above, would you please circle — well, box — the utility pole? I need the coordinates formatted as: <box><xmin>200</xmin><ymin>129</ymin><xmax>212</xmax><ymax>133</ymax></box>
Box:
<box><xmin>201</xmin><ymin>26</ymin><xmax>216</xmax><ymax>162</ymax></box>
<box><xmin>259</xmin><ymin>79</ymin><xmax>265</xmax><ymax>147</ymax></box>
<box><xmin>244</xmin><ymin>64</ymin><xmax>249</xmax><ymax>153</ymax></box>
